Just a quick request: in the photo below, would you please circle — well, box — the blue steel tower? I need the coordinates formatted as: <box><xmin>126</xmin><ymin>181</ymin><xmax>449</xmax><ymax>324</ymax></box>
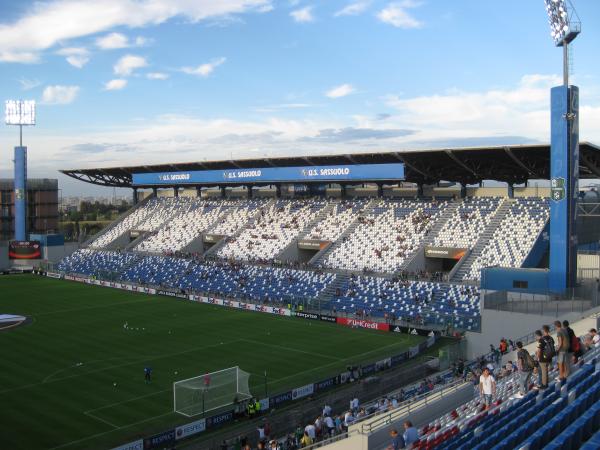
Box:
<box><xmin>4</xmin><ymin>100</ymin><xmax>36</xmax><ymax>242</ymax></box>
<box><xmin>544</xmin><ymin>0</ymin><xmax>581</xmax><ymax>292</ymax></box>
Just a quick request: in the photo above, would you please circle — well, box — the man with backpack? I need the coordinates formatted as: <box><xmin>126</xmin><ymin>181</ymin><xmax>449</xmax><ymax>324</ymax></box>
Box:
<box><xmin>515</xmin><ymin>341</ymin><xmax>535</xmax><ymax>398</ymax></box>
<box><xmin>535</xmin><ymin>327</ymin><xmax>555</xmax><ymax>389</ymax></box>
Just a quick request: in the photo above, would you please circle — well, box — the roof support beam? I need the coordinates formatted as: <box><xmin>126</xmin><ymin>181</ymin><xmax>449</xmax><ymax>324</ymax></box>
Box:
<box><xmin>392</xmin><ymin>153</ymin><xmax>429</xmax><ymax>179</ymax></box>
<box><xmin>444</xmin><ymin>150</ymin><xmax>478</xmax><ymax>180</ymax></box>
<box><xmin>503</xmin><ymin>146</ymin><xmax>539</xmax><ymax>179</ymax></box>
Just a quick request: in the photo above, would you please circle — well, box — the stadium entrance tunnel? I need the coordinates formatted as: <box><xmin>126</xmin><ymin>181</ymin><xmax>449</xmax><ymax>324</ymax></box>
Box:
<box><xmin>0</xmin><ymin>314</ymin><xmax>29</xmax><ymax>332</ymax></box>
<box><xmin>415</xmin><ymin>246</ymin><xmax>466</xmax><ymax>277</ymax></box>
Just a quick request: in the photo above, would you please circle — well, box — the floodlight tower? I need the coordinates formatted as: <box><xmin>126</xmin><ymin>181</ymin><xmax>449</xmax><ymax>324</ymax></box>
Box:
<box><xmin>4</xmin><ymin>100</ymin><xmax>36</xmax><ymax>241</ymax></box>
<box><xmin>544</xmin><ymin>0</ymin><xmax>581</xmax><ymax>292</ymax></box>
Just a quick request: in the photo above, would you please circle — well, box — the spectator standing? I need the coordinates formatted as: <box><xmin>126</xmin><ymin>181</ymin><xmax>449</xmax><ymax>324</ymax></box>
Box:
<box><xmin>590</xmin><ymin>329</ymin><xmax>600</xmax><ymax>348</ymax></box>
<box><xmin>554</xmin><ymin>320</ymin><xmax>570</xmax><ymax>381</ymax></box>
<box><xmin>563</xmin><ymin>320</ymin><xmax>581</xmax><ymax>363</ymax></box>
<box><xmin>304</xmin><ymin>422</ymin><xmax>316</xmax><ymax>441</ymax></box>
<box><xmin>300</xmin><ymin>431</ymin><xmax>313</xmax><ymax>447</ymax></box>
<box><xmin>515</xmin><ymin>341</ymin><xmax>534</xmax><ymax>398</ymax></box>
<box><xmin>324</xmin><ymin>414</ymin><xmax>335</xmax><ymax>437</ymax></box>
<box><xmin>536</xmin><ymin>327</ymin><xmax>554</xmax><ymax>389</ymax></box>
<box><xmin>387</xmin><ymin>428</ymin><xmax>405</xmax><ymax>450</ymax></box>
<box><xmin>403</xmin><ymin>421</ymin><xmax>419</xmax><ymax>446</ymax></box>
<box><xmin>479</xmin><ymin>367</ymin><xmax>496</xmax><ymax>409</ymax></box>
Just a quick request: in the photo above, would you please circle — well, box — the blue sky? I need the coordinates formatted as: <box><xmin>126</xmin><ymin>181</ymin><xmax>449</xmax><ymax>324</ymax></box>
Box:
<box><xmin>0</xmin><ymin>0</ymin><xmax>599</xmax><ymax>195</ymax></box>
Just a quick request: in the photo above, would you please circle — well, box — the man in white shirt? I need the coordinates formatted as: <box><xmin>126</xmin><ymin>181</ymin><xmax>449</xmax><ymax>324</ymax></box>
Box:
<box><xmin>324</xmin><ymin>415</ymin><xmax>335</xmax><ymax>437</ymax></box>
<box><xmin>323</xmin><ymin>404</ymin><xmax>332</xmax><ymax>418</ymax></box>
<box><xmin>479</xmin><ymin>367</ymin><xmax>496</xmax><ymax>409</ymax></box>
<box><xmin>590</xmin><ymin>329</ymin><xmax>600</xmax><ymax>348</ymax></box>
<box><xmin>344</xmin><ymin>411</ymin><xmax>355</xmax><ymax>428</ymax></box>
<box><xmin>350</xmin><ymin>397</ymin><xmax>359</xmax><ymax>412</ymax></box>
<box><xmin>304</xmin><ymin>423</ymin><xmax>316</xmax><ymax>440</ymax></box>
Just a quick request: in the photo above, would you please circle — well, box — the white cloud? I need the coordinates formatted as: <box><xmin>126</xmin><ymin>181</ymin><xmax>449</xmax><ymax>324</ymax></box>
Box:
<box><xmin>96</xmin><ymin>32</ymin><xmax>129</xmax><ymax>49</ymax></box>
<box><xmin>96</xmin><ymin>32</ymin><xmax>149</xmax><ymax>49</ymax></box>
<box><xmin>383</xmin><ymin>74</ymin><xmax>565</xmax><ymax>141</ymax></box>
<box><xmin>18</xmin><ymin>78</ymin><xmax>42</xmax><ymax>90</ymax></box>
<box><xmin>182</xmin><ymin>57</ymin><xmax>226</xmax><ymax>77</ymax></box>
<box><xmin>56</xmin><ymin>47</ymin><xmax>90</xmax><ymax>68</ymax></box>
<box><xmin>325</xmin><ymin>83</ymin><xmax>355</xmax><ymax>98</ymax></box>
<box><xmin>290</xmin><ymin>6</ymin><xmax>314</xmax><ymax>23</ymax></box>
<box><xmin>334</xmin><ymin>1</ymin><xmax>371</xmax><ymax>17</ymax></box>
<box><xmin>147</xmin><ymin>72</ymin><xmax>169</xmax><ymax>80</ymax></box>
<box><xmin>114</xmin><ymin>54</ymin><xmax>148</xmax><ymax>76</ymax></box>
<box><xmin>41</xmin><ymin>85</ymin><xmax>80</xmax><ymax>104</ymax></box>
<box><xmin>104</xmin><ymin>79</ymin><xmax>128</xmax><ymax>90</ymax></box>
<box><xmin>0</xmin><ymin>0</ymin><xmax>273</xmax><ymax>63</ymax></box>
<box><xmin>377</xmin><ymin>1</ymin><xmax>423</xmax><ymax>29</ymax></box>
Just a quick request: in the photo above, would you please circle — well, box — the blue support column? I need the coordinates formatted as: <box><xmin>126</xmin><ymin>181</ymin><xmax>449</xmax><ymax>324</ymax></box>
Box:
<box><xmin>549</xmin><ymin>85</ymin><xmax>579</xmax><ymax>292</ymax></box>
<box><xmin>14</xmin><ymin>146</ymin><xmax>27</xmax><ymax>241</ymax></box>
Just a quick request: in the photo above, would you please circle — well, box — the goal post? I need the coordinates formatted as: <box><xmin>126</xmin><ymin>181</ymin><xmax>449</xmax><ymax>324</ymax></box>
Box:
<box><xmin>173</xmin><ymin>366</ymin><xmax>252</xmax><ymax>417</ymax></box>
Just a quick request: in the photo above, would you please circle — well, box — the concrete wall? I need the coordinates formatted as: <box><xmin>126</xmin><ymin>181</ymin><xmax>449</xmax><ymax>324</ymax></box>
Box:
<box><xmin>514</xmin><ymin>187</ymin><xmax>550</xmax><ymax>198</ymax></box>
<box><xmin>465</xmin><ymin>307</ymin><xmax>588</xmax><ymax>359</ymax></box>
<box><xmin>481</xmin><ymin>267</ymin><xmax>550</xmax><ymax>293</ymax></box>
<box><xmin>466</xmin><ymin>186</ymin><xmax>508</xmax><ymax>197</ymax></box>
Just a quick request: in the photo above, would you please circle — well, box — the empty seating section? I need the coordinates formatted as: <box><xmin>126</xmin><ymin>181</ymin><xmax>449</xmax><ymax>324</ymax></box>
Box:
<box><xmin>177</xmin><ymin>262</ymin><xmax>335</xmax><ymax>304</ymax></box>
<box><xmin>89</xmin><ymin>198</ymin><xmax>162</xmax><ymax>248</ymax></box>
<box><xmin>328</xmin><ymin>276</ymin><xmax>480</xmax><ymax>328</ymax></box>
<box><xmin>57</xmin><ymin>249</ymin><xmax>139</xmax><ymax>276</ymax></box>
<box><xmin>433</xmin><ymin>197</ymin><xmax>502</xmax><ymax>249</ymax></box>
<box><xmin>414</xmin><ymin>346</ymin><xmax>600</xmax><ymax>450</ymax></box>
<box><xmin>133</xmin><ymin>197</ymin><xmax>194</xmax><ymax>233</ymax></box>
<box><xmin>135</xmin><ymin>200</ymin><xmax>226</xmax><ymax>253</ymax></box>
<box><xmin>207</xmin><ymin>199</ymin><xmax>267</xmax><ymax>236</ymax></box>
<box><xmin>323</xmin><ymin>199</ymin><xmax>448</xmax><ymax>272</ymax></box>
<box><xmin>120</xmin><ymin>255</ymin><xmax>191</xmax><ymax>286</ymax></box>
<box><xmin>305</xmin><ymin>199</ymin><xmax>369</xmax><ymax>241</ymax></box>
<box><xmin>217</xmin><ymin>199</ymin><xmax>327</xmax><ymax>262</ymax></box>
<box><xmin>463</xmin><ymin>197</ymin><xmax>549</xmax><ymax>281</ymax></box>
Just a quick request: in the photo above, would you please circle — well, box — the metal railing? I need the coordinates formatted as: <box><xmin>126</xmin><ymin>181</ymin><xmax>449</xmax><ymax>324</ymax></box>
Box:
<box><xmin>358</xmin><ymin>380</ymin><xmax>467</xmax><ymax>435</ymax></box>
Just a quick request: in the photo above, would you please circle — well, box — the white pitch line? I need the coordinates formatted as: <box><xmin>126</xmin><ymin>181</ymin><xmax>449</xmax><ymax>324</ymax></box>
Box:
<box><xmin>35</xmin><ymin>297</ymin><xmax>152</xmax><ymax>316</ymax></box>
<box><xmin>49</xmin><ymin>411</ymin><xmax>174</xmax><ymax>450</ymax></box>
<box><xmin>83</xmin><ymin>410</ymin><xmax>119</xmax><ymax>429</ymax></box>
<box><xmin>240</xmin><ymin>338</ymin><xmax>344</xmax><ymax>362</ymax></box>
<box><xmin>85</xmin><ymin>388</ymin><xmax>171</xmax><ymax>415</ymax></box>
<box><xmin>1</xmin><ymin>340</ymin><xmax>243</xmax><ymax>395</ymax></box>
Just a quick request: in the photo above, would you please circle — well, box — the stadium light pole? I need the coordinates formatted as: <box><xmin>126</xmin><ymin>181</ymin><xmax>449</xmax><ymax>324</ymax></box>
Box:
<box><xmin>543</xmin><ymin>0</ymin><xmax>581</xmax><ymax>292</ymax></box>
<box><xmin>5</xmin><ymin>100</ymin><xmax>36</xmax><ymax>242</ymax></box>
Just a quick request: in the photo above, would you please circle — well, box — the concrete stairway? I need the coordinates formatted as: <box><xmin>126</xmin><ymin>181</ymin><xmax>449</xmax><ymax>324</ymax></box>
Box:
<box><xmin>203</xmin><ymin>198</ymin><xmax>275</xmax><ymax>258</ymax></box>
<box><xmin>312</xmin><ymin>272</ymin><xmax>347</xmax><ymax>312</ymax></box>
<box><xmin>309</xmin><ymin>198</ymin><xmax>379</xmax><ymax>267</ymax></box>
<box><xmin>420</xmin><ymin>200</ymin><xmax>461</xmax><ymax>247</ymax></box>
<box><xmin>398</xmin><ymin>200</ymin><xmax>460</xmax><ymax>272</ymax></box>
<box><xmin>450</xmin><ymin>198</ymin><xmax>513</xmax><ymax>282</ymax></box>
<box><xmin>81</xmin><ymin>195</ymin><xmax>154</xmax><ymax>248</ymax></box>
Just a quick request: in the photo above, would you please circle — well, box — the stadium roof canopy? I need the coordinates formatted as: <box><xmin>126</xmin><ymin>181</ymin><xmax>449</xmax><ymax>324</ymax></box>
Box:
<box><xmin>61</xmin><ymin>142</ymin><xmax>600</xmax><ymax>188</ymax></box>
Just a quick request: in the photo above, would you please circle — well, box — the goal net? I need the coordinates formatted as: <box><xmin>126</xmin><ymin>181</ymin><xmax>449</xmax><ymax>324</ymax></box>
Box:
<box><xmin>173</xmin><ymin>366</ymin><xmax>252</xmax><ymax>417</ymax></box>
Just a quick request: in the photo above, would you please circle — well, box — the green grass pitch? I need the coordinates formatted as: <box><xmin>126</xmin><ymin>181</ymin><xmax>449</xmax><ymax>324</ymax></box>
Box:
<box><xmin>1</xmin><ymin>275</ymin><xmax>433</xmax><ymax>450</ymax></box>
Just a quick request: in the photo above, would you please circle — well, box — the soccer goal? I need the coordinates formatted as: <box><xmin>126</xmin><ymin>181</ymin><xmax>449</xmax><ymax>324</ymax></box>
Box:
<box><xmin>173</xmin><ymin>366</ymin><xmax>252</xmax><ymax>417</ymax></box>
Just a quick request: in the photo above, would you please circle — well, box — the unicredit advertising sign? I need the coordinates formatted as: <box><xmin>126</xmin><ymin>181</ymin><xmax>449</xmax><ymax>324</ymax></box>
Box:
<box><xmin>336</xmin><ymin>317</ymin><xmax>389</xmax><ymax>331</ymax></box>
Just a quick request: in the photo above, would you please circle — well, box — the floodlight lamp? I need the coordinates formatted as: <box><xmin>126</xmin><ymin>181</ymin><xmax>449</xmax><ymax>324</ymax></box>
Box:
<box><xmin>5</xmin><ymin>100</ymin><xmax>36</xmax><ymax>126</ymax></box>
<box><xmin>544</xmin><ymin>0</ymin><xmax>580</xmax><ymax>46</ymax></box>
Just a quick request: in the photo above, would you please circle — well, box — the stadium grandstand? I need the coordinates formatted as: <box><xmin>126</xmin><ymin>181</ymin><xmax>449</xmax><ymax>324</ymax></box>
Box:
<box><xmin>38</xmin><ymin>142</ymin><xmax>600</xmax><ymax>448</ymax></box>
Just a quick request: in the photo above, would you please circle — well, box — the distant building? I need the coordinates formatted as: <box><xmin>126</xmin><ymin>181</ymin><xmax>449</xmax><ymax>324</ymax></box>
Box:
<box><xmin>0</xmin><ymin>179</ymin><xmax>59</xmax><ymax>241</ymax></box>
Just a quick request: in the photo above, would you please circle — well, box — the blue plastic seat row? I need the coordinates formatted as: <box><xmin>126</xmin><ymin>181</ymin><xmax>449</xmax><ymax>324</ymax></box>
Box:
<box><xmin>519</xmin><ymin>382</ymin><xmax>600</xmax><ymax>449</ymax></box>
<box><xmin>580</xmin><ymin>428</ymin><xmax>600</xmax><ymax>450</ymax></box>
<box><xmin>544</xmin><ymin>401</ymin><xmax>600</xmax><ymax>450</ymax></box>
